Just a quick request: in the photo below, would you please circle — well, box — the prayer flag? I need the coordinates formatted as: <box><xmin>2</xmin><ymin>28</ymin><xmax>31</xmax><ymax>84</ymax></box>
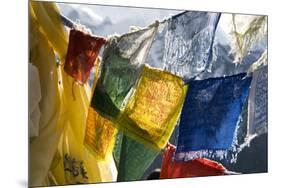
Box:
<box><xmin>247</xmin><ymin>65</ymin><xmax>268</xmax><ymax>141</ymax></box>
<box><xmin>175</xmin><ymin>73</ymin><xmax>252</xmax><ymax>160</ymax></box>
<box><xmin>117</xmin><ymin>135</ymin><xmax>159</xmax><ymax>181</ymax></box>
<box><xmin>160</xmin><ymin>144</ymin><xmax>226</xmax><ymax>178</ymax></box>
<box><xmin>84</xmin><ymin>107</ymin><xmax>117</xmax><ymax>161</ymax></box>
<box><xmin>84</xmin><ymin>59</ymin><xmax>117</xmax><ymax>161</ymax></box>
<box><xmin>64</xmin><ymin>29</ymin><xmax>106</xmax><ymax>84</ymax></box>
<box><xmin>91</xmin><ymin>25</ymin><xmax>158</xmax><ymax>120</ymax></box>
<box><xmin>146</xmin><ymin>12</ymin><xmax>221</xmax><ymax>80</ymax></box>
<box><xmin>118</xmin><ymin>66</ymin><xmax>187</xmax><ymax>150</ymax></box>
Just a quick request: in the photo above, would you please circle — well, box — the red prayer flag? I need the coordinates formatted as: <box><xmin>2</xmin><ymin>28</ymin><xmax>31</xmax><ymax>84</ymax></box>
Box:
<box><xmin>64</xmin><ymin>29</ymin><xmax>106</xmax><ymax>84</ymax></box>
<box><xmin>160</xmin><ymin>143</ymin><xmax>226</xmax><ymax>178</ymax></box>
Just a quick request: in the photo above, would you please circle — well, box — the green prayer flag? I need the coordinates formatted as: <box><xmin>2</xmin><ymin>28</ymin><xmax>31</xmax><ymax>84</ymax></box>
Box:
<box><xmin>92</xmin><ymin>24</ymin><xmax>158</xmax><ymax>120</ymax></box>
<box><xmin>117</xmin><ymin>135</ymin><xmax>159</xmax><ymax>181</ymax></box>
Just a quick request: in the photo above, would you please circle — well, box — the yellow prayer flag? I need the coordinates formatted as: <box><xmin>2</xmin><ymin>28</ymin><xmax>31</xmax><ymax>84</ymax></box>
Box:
<box><xmin>85</xmin><ymin>107</ymin><xmax>117</xmax><ymax>161</ymax></box>
<box><xmin>118</xmin><ymin>66</ymin><xmax>187</xmax><ymax>150</ymax></box>
<box><xmin>84</xmin><ymin>58</ymin><xmax>118</xmax><ymax>161</ymax></box>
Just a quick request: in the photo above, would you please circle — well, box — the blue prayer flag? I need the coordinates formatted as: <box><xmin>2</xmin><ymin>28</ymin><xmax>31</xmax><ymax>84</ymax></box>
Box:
<box><xmin>176</xmin><ymin>73</ymin><xmax>252</xmax><ymax>155</ymax></box>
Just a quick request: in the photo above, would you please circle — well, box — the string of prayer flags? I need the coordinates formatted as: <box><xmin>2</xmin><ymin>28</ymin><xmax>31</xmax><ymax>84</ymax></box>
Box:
<box><xmin>64</xmin><ymin>29</ymin><xmax>106</xmax><ymax>84</ymax></box>
<box><xmin>175</xmin><ymin>73</ymin><xmax>252</xmax><ymax>161</ymax></box>
<box><xmin>246</xmin><ymin>65</ymin><xmax>268</xmax><ymax>142</ymax></box>
<box><xmin>91</xmin><ymin>24</ymin><xmax>158</xmax><ymax>120</ymax></box>
<box><xmin>117</xmin><ymin>135</ymin><xmax>159</xmax><ymax>181</ymax></box>
<box><xmin>118</xmin><ymin>65</ymin><xmax>187</xmax><ymax>150</ymax></box>
<box><xmin>91</xmin><ymin>12</ymin><xmax>220</xmax><ymax>121</ymax></box>
<box><xmin>89</xmin><ymin>22</ymin><xmax>187</xmax><ymax>150</ymax></box>
<box><xmin>160</xmin><ymin>144</ymin><xmax>227</xmax><ymax>178</ymax></box>
<box><xmin>146</xmin><ymin>12</ymin><xmax>221</xmax><ymax>80</ymax></box>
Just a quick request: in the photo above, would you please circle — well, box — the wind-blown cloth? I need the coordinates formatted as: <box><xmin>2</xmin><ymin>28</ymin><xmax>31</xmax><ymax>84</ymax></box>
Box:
<box><xmin>117</xmin><ymin>66</ymin><xmax>187</xmax><ymax>149</ymax></box>
<box><xmin>160</xmin><ymin>144</ymin><xmax>227</xmax><ymax>178</ymax></box>
<box><xmin>246</xmin><ymin>65</ymin><xmax>268</xmax><ymax>142</ymax></box>
<box><xmin>84</xmin><ymin>59</ymin><xmax>117</xmax><ymax>161</ymax></box>
<box><xmin>90</xmin><ymin>11</ymin><xmax>221</xmax><ymax>150</ymax></box>
<box><xmin>175</xmin><ymin>73</ymin><xmax>252</xmax><ymax>161</ymax></box>
<box><xmin>91</xmin><ymin>24</ymin><xmax>158</xmax><ymax>120</ymax></box>
<box><xmin>29</xmin><ymin>63</ymin><xmax>41</xmax><ymax>138</ymax></box>
<box><xmin>88</xmin><ymin>19</ymin><xmax>187</xmax><ymax>150</ymax></box>
<box><xmin>64</xmin><ymin>29</ymin><xmax>106</xmax><ymax>84</ymax></box>
<box><xmin>197</xmin><ymin>14</ymin><xmax>267</xmax><ymax>81</ymax></box>
<box><xmin>146</xmin><ymin>11</ymin><xmax>221</xmax><ymax>81</ymax></box>
<box><xmin>116</xmin><ymin>135</ymin><xmax>159</xmax><ymax>181</ymax></box>
<box><xmin>29</xmin><ymin>2</ymin><xmax>117</xmax><ymax>186</ymax></box>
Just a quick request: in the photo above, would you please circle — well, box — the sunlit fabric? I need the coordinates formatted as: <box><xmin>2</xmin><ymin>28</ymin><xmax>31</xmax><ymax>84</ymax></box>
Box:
<box><xmin>118</xmin><ymin>66</ymin><xmax>187</xmax><ymax>150</ymax></box>
<box><xmin>30</xmin><ymin>2</ymin><xmax>117</xmax><ymax>186</ymax></box>
<box><xmin>247</xmin><ymin>65</ymin><xmax>268</xmax><ymax>141</ymax></box>
<box><xmin>84</xmin><ymin>59</ymin><xmax>117</xmax><ymax>161</ymax></box>
<box><xmin>29</xmin><ymin>63</ymin><xmax>41</xmax><ymax>138</ymax></box>
<box><xmin>91</xmin><ymin>12</ymin><xmax>220</xmax><ymax>121</ymax></box>
<box><xmin>228</xmin><ymin>15</ymin><xmax>267</xmax><ymax>64</ymax></box>
<box><xmin>85</xmin><ymin>106</ymin><xmax>117</xmax><ymax>161</ymax></box>
<box><xmin>64</xmin><ymin>29</ymin><xmax>106</xmax><ymax>84</ymax></box>
<box><xmin>175</xmin><ymin>73</ymin><xmax>252</xmax><ymax>159</ymax></box>
<box><xmin>29</xmin><ymin>2</ymin><xmax>269</xmax><ymax>184</ymax></box>
<box><xmin>197</xmin><ymin>14</ymin><xmax>267</xmax><ymax>80</ymax></box>
<box><xmin>160</xmin><ymin>144</ymin><xmax>226</xmax><ymax>178</ymax></box>
<box><xmin>29</xmin><ymin>4</ymin><xmax>65</xmax><ymax>185</ymax></box>
<box><xmin>146</xmin><ymin>11</ymin><xmax>221</xmax><ymax>80</ymax></box>
<box><xmin>117</xmin><ymin>135</ymin><xmax>159</xmax><ymax>181</ymax></box>
<box><xmin>91</xmin><ymin>24</ymin><xmax>158</xmax><ymax>120</ymax></box>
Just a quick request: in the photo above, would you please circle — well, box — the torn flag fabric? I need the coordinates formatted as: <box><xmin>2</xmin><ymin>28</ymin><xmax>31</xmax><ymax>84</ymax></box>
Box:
<box><xmin>91</xmin><ymin>12</ymin><xmax>220</xmax><ymax>121</ymax></box>
<box><xmin>146</xmin><ymin>11</ymin><xmax>220</xmax><ymax>80</ymax></box>
<box><xmin>227</xmin><ymin>15</ymin><xmax>267</xmax><ymax>64</ymax></box>
<box><xmin>64</xmin><ymin>29</ymin><xmax>106</xmax><ymax>84</ymax></box>
<box><xmin>160</xmin><ymin>144</ymin><xmax>226</xmax><ymax>178</ymax></box>
<box><xmin>247</xmin><ymin>65</ymin><xmax>268</xmax><ymax>141</ymax></box>
<box><xmin>175</xmin><ymin>73</ymin><xmax>252</xmax><ymax>160</ymax></box>
<box><xmin>91</xmin><ymin>24</ymin><xmax>158</xmax><ymax>120</ymax></box>
<box><xmin>196</xmin><ymin>14</ymin><xmax>267</xmax><ymax>81</ymax></box>
<box><xmin>118</xmin><ymin>65</ymin><xmax>187</xmax><ymax>150</ymax></box>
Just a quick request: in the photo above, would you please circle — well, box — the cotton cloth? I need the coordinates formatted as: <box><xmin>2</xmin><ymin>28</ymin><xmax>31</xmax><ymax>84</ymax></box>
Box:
<box><xmin>29</xmin><ymin>63</ymin><xmax>41</xmax><ymax>138</ymax></box>
<box><xmin>118</xmin><ymin>66</ymin><xmax>187</xmax><ymax>150</ymax></box>
<box><xmin>91</xmin><ymin>25</ymin><xmax>158</xmax><ymax>120</ymax></box>
<box><xmin>116</xmin><ymin>134</ymin><xmax>159</xmax><ymax>181</ymax></box>
<box><xmin>247</xmin><ymin>65</ymin><xmax>268</xmax><ymax>141</ymax></box>
<box><xmin>160</xmin><ymin>144</ymin><xmax>226</xmax><ymax>178</ymax></box>
<box><xmin>84</xmin><ymin>59</ymin><xmax>117</xmax><ymax>161</ymax></box>
<box><xmin>197</xmin><ymin>14</ymin><xmax>267</xmax><ymax>80</ymax></box>
<box><xmin>64</xmin><ymin>29</ymin><xmax>106</xmax><ymax>84</ymax></box>
<box><xmin>175</xmin><ymin>73</ymin><xmax>252</xmax><ymax>160</ymax></box>
<box><xmin>146</xmin><ymin>11</ymin><xmax>221</xmax><ymax>80</ymax></box>
<box><xmin>30</xmin><ymin>2</ymin><xmax>117</xmax><ymax>186</ymax></box>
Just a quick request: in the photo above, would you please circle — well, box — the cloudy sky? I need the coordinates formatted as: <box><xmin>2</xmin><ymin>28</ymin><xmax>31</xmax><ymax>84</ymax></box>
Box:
<box><xmin>57</xmin><ymin>2</ymin><xmax>181</xmax><ymax>37</ymax></box>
